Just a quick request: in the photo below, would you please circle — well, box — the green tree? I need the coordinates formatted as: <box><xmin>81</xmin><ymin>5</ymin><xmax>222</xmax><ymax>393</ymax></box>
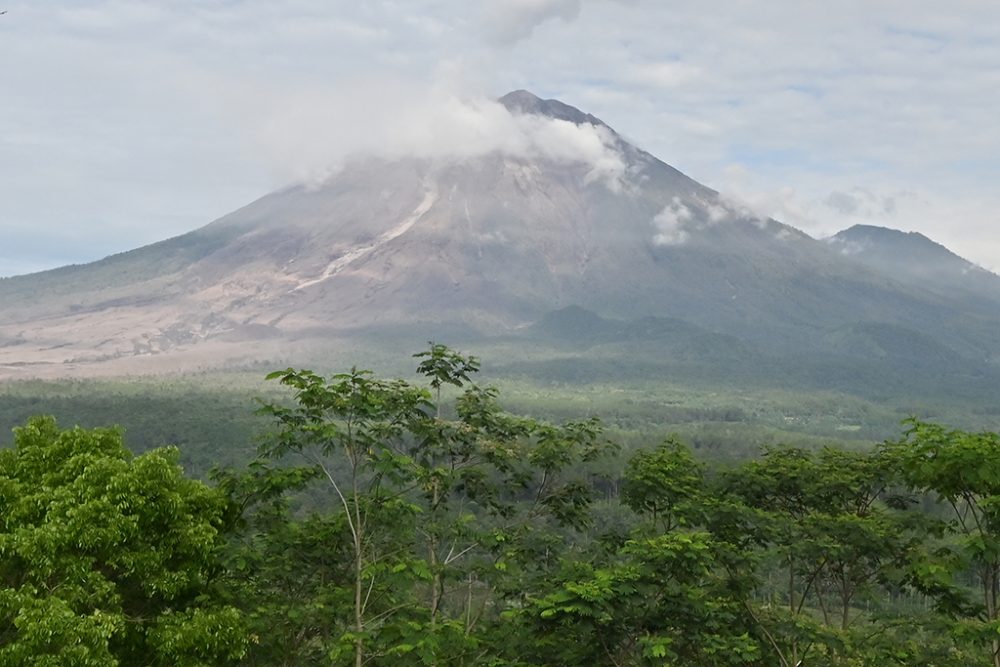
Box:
<box><xmin>622</xmin><ymin>437</ymin><xmax>704</xmax><ymax>532</ymax></box>
<box><xmin>720</xmin><ymin>446</ymin><xmax>917</xmax><ymax>666</ymax></box>
<box><xmin>258</xmin><ymin>368</ymin><xmax>430</xmax><ymax>667</ymax></box>
<box><xmin>252</xmin><ymin>349</ymin><xmax>613</xmax><ymax>665</ymax></box>
<box><xmin>889</xmin><ymin>419</ymin><xmax>1000</xmax><ymax>667</ymax></box>
<box><xmin>0</xmin><ymin>416</ymin><xmax>246</xmax><ymax>667</ymax></box>
<box><xmin>521</xmin><ymin>530</ymin><xmax>758</xmax><ymax>666</ymax></box>
<box><xmin>413</xmin><ymin>342</ymin><xmax>480</xmax><ymax>419</ymax></box>
<box><xmin>211</xmin><ymin>462</ymin><xmax>332</xmax><ymax>667</ymax></box>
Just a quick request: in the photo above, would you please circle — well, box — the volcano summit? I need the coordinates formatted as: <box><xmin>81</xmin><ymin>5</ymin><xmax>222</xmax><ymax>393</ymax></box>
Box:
<box><xmin>2</xmin><ymin>91</ymin><xmax>999</xmax><ymax>394</ymax></box>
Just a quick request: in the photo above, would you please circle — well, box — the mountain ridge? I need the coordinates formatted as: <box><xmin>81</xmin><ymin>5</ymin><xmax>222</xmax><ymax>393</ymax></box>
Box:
<box><xmin>827</xmin><ymin>223</ymin><xmax>1000</xmax><ymax>310</ymax></box>
<box><xmin>499</xmin><ymin>90</ymin><xmax>610</xmax><ymax>128</ymax></box>
<box><xmin>1</xmin><ymin>90</ymin><xmax>998</xmax><ymax>395</ymax></box>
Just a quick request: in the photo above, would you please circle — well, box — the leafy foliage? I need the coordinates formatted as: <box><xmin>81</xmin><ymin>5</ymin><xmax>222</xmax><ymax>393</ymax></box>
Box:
<box><xmin>0</xmin><ymin>416</ymin><xmax>246</xmax><ymax>666</ymax></box>
<box><xmin>9</xmin><ymin>351</ymin><xmax>1000</xmax><ymax>666</ymax></box>
<box><xmin>239</xmin><ymin>347</ymin><xmax>614</xmax><ymax>665</ymax></box>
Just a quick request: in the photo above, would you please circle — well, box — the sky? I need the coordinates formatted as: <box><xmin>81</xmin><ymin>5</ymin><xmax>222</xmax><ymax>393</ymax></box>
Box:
<box><xmin>1</xmin><ymin>0</ymin><xmax>1000</xmax><ymax>276</ymax></box>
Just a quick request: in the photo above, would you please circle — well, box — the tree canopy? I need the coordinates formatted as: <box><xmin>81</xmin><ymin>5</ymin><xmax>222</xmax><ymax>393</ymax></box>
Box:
<box><xmin>5</xmin><ymin>348</ymin><xmax>1000</xmax><ymax>666</ymax></box>
<box><xmin>0</xmin><ymin>416</ymin><xmax>246</xmax><ymax>667</ymax></box>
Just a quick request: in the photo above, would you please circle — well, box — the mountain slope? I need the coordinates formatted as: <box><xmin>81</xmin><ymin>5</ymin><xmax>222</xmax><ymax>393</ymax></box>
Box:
<box><xmin>1</xmin><ymin>91</ymin><xmax>999</xmax><ymax>390</ymax></box>
<box><xmin>827</xmin><ymin>224</ymin><xmax>1000</xmax><ymax>309</ymax></box>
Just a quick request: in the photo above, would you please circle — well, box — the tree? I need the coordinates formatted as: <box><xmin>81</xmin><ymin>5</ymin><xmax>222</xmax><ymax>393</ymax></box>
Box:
<box><xmin>413</xmin><ymin>342</ymin><xmax>480</xmax><ymax>419</ymax></box>
<box><xmin>522</xmin><ymin>531</ymin><xmax>759</xmax><ymax>666</ymax></box>
<box><xmin>252</xmin><ymin>348</ymin><xmax>613</xmax><ymax>665</ymax></box>
<box><xmin>622</xmin><ymin>437</ymin><xmax>704</xmax><ymax>532</ymax></box>
<box><xmin>211</xmin><ymin>461</ymin><xmax>332</xmax><ymax>667</ymax></box>
<box><xmin>0</xmin><ymin>416</ymin><xmax>246</xmax><ymax>666</ymax></box>
<box><xmin>258</xmin><ymin>368</ymin><xmax>430</xmax><ymax>667</ymax></box>
<box><xmin>889</xmin><ymin>419</ymin><xmax>1000</xmax><ymax>667</ymax></box>
<box><xmin>720</xmin><ymin>445</ymin><xmax>917</xmax><ymax>666</ymax></box>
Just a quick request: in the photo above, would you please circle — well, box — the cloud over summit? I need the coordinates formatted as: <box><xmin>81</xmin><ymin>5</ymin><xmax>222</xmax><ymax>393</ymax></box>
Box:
<box><xmin>234</xmin><ymin>83</ymin><xmax>628</xmax><ymax>189</ymax></box>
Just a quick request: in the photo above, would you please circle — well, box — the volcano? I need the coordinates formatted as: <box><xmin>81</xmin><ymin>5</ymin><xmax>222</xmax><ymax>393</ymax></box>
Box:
<box><xmin>1</xmin><ymin>90</ymin><xmax>999</xmax><ymax>390</ymax></box>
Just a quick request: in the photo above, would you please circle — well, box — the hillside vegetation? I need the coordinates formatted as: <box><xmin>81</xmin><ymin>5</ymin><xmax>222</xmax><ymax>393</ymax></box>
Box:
<box><xmin>5</xmin><ymin>344</ymin><xmax>1000</xmax><ymax>478</ymax></box>
<box><xmin>5</xmin><ymin>346</ymin><xmax>1000</xmax><ymax>665</ymax></box>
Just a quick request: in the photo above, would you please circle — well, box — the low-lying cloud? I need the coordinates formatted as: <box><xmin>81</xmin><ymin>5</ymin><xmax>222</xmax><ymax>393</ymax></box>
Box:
<box><xmin>824</xmin><ymin>188</ymin><xmax>898</xmax><ymax>218</ymax></box>
<box><xmin>652</xmin><ymin>197</ymin><xmax>693</xmax><ymax>245</ymax></box>
<box><xmin>225</xmin><ymin>80</ymin><xmax>628</xmax><ymax>190</ymax></box>
<box><xmin>651</xmin><ymin>194</ymin><xmax>751</xmax><ymax>246</ymax></box>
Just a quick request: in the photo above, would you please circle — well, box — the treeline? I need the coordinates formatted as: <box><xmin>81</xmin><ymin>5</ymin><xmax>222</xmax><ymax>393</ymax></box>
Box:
<box><xmin>0</xmin><ymin>380</ymin><xmax>265</xmax><ymax>473</ymax></box>
<box><xmin>3</xmin><ymin>345</ymin><xmax>1000</xmax><ymax>665</ymax></box>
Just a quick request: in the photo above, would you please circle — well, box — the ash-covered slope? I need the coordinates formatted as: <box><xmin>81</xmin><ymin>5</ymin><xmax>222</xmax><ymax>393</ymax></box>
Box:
<box><xmin>1</xmin><ymin>91</ymin><xmax>999</xmax><ymax>383</ymax></box>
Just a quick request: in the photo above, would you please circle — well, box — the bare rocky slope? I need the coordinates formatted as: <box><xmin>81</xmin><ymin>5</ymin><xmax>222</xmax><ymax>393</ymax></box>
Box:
<box><xmin>2</xmin><ymin>91</ymin><xmax>999</xmax><ymax>391</ymax></box>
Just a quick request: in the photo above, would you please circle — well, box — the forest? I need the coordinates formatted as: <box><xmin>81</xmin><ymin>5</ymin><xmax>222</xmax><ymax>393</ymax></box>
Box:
<box><xmin>3</xmin><ymin>344</ymin><xmax>1000</xmax><ymax>666</ymax></box>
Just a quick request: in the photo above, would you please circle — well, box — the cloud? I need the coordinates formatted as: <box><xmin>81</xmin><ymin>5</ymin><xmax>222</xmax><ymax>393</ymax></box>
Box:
<box><xmin>711</xmin><ymin>167</ymin><xmax>1000</xmax><ymax>271</ymax></box>
<box><xmin>626</xmin><ymin>60</ymin><xmax>702</xmax><ymax>88</ymax></box>
<box><xmin>652</xmin><ymin>197</ymin><xmax>693</xmax><ymax>245</ymax></box>
<box><xmin>704</xmin><ymin>198</ymin><xmax>734</xmax><ymax>223</ymax></box>
<box><xmin>482</xmin><ymin>0</ymin><xmax>583</xmax><ymax>45</ymax></box>
<box><xmin>650</xmin><ymin>193</ymin><xmax>757</xmax><ymax>246</ymax></box>
<box><xmin>824</xmin><ymin>190</ymin><xmax>861</xmax><ymax>215</ymax></box>
<box><xmin>481</xmin><ymin>0</ymin><xmax>635</xmax><ymax>45</ymax></box>
<box><xmin>824</xmin><ymin>188</ymin><xmax>900</xmax><ymax>218</ymax></box>
<box><xmin>217</xmin><ymin>78</ymin><xmax>628</xmax><ymax>190</ymax></box>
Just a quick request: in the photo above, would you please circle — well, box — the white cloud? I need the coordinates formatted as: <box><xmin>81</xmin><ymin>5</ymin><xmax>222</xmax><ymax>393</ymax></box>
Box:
<box><xmin>823</xmin><ymin>188</ymin><xmax>901</xmax><ymax>218</ymax></box>
<box><xmin>704</xmin><ymin>199</ymin><xmax>733</xmax><ymax>223</ymax></box>
<box><xmin>650</xmin><ymin>192</ymin><xmax>755</xmax><ymax>246</ymax></box>
<box><xmin>482</xmin><ymin>0</ymin><xmax>583</xmax><ymax>45</ymax></box>
<box><xmin>627</xmin><ymin>60</ymin><xmax>702</xmax><ymax>88</ymax></box>
<box><xmin>480</xmin><ymin>0</ymin><xmax>639</xmax><ymax>45</ymax></box>
<box><xmin>206</xmin><ymin>75</ymin><xmax>628</xmax><ymax>190</ymax></box>
<box><xmin>652</xmin><ymin>197</ymin><xmax>693</xmax><ymax>245</ymax></box>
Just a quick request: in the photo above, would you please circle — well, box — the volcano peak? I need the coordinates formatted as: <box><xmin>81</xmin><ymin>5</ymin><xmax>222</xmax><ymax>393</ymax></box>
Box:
<box><xmin>498</xmin><ymin>89</ymin><xmax>607</xmax><ymax>128</ymax></box>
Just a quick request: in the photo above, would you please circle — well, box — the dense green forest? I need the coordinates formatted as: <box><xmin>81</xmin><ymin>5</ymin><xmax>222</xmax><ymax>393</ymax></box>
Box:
<box><xmin>4</xmin><ymin>355</ymin><xmax>996</xmax><ymax>478</ymax></box>
<box><xmin>4</xmin><ymin>345</ymin><xmax>1000</xmax><ymax>665</ymax></box>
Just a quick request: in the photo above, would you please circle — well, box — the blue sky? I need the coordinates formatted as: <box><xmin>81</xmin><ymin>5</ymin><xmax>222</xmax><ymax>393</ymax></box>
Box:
<box><xmin>1</xmin><ymin>0</ymin><xmax>999</xmax><ymax>275</ymax></box>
